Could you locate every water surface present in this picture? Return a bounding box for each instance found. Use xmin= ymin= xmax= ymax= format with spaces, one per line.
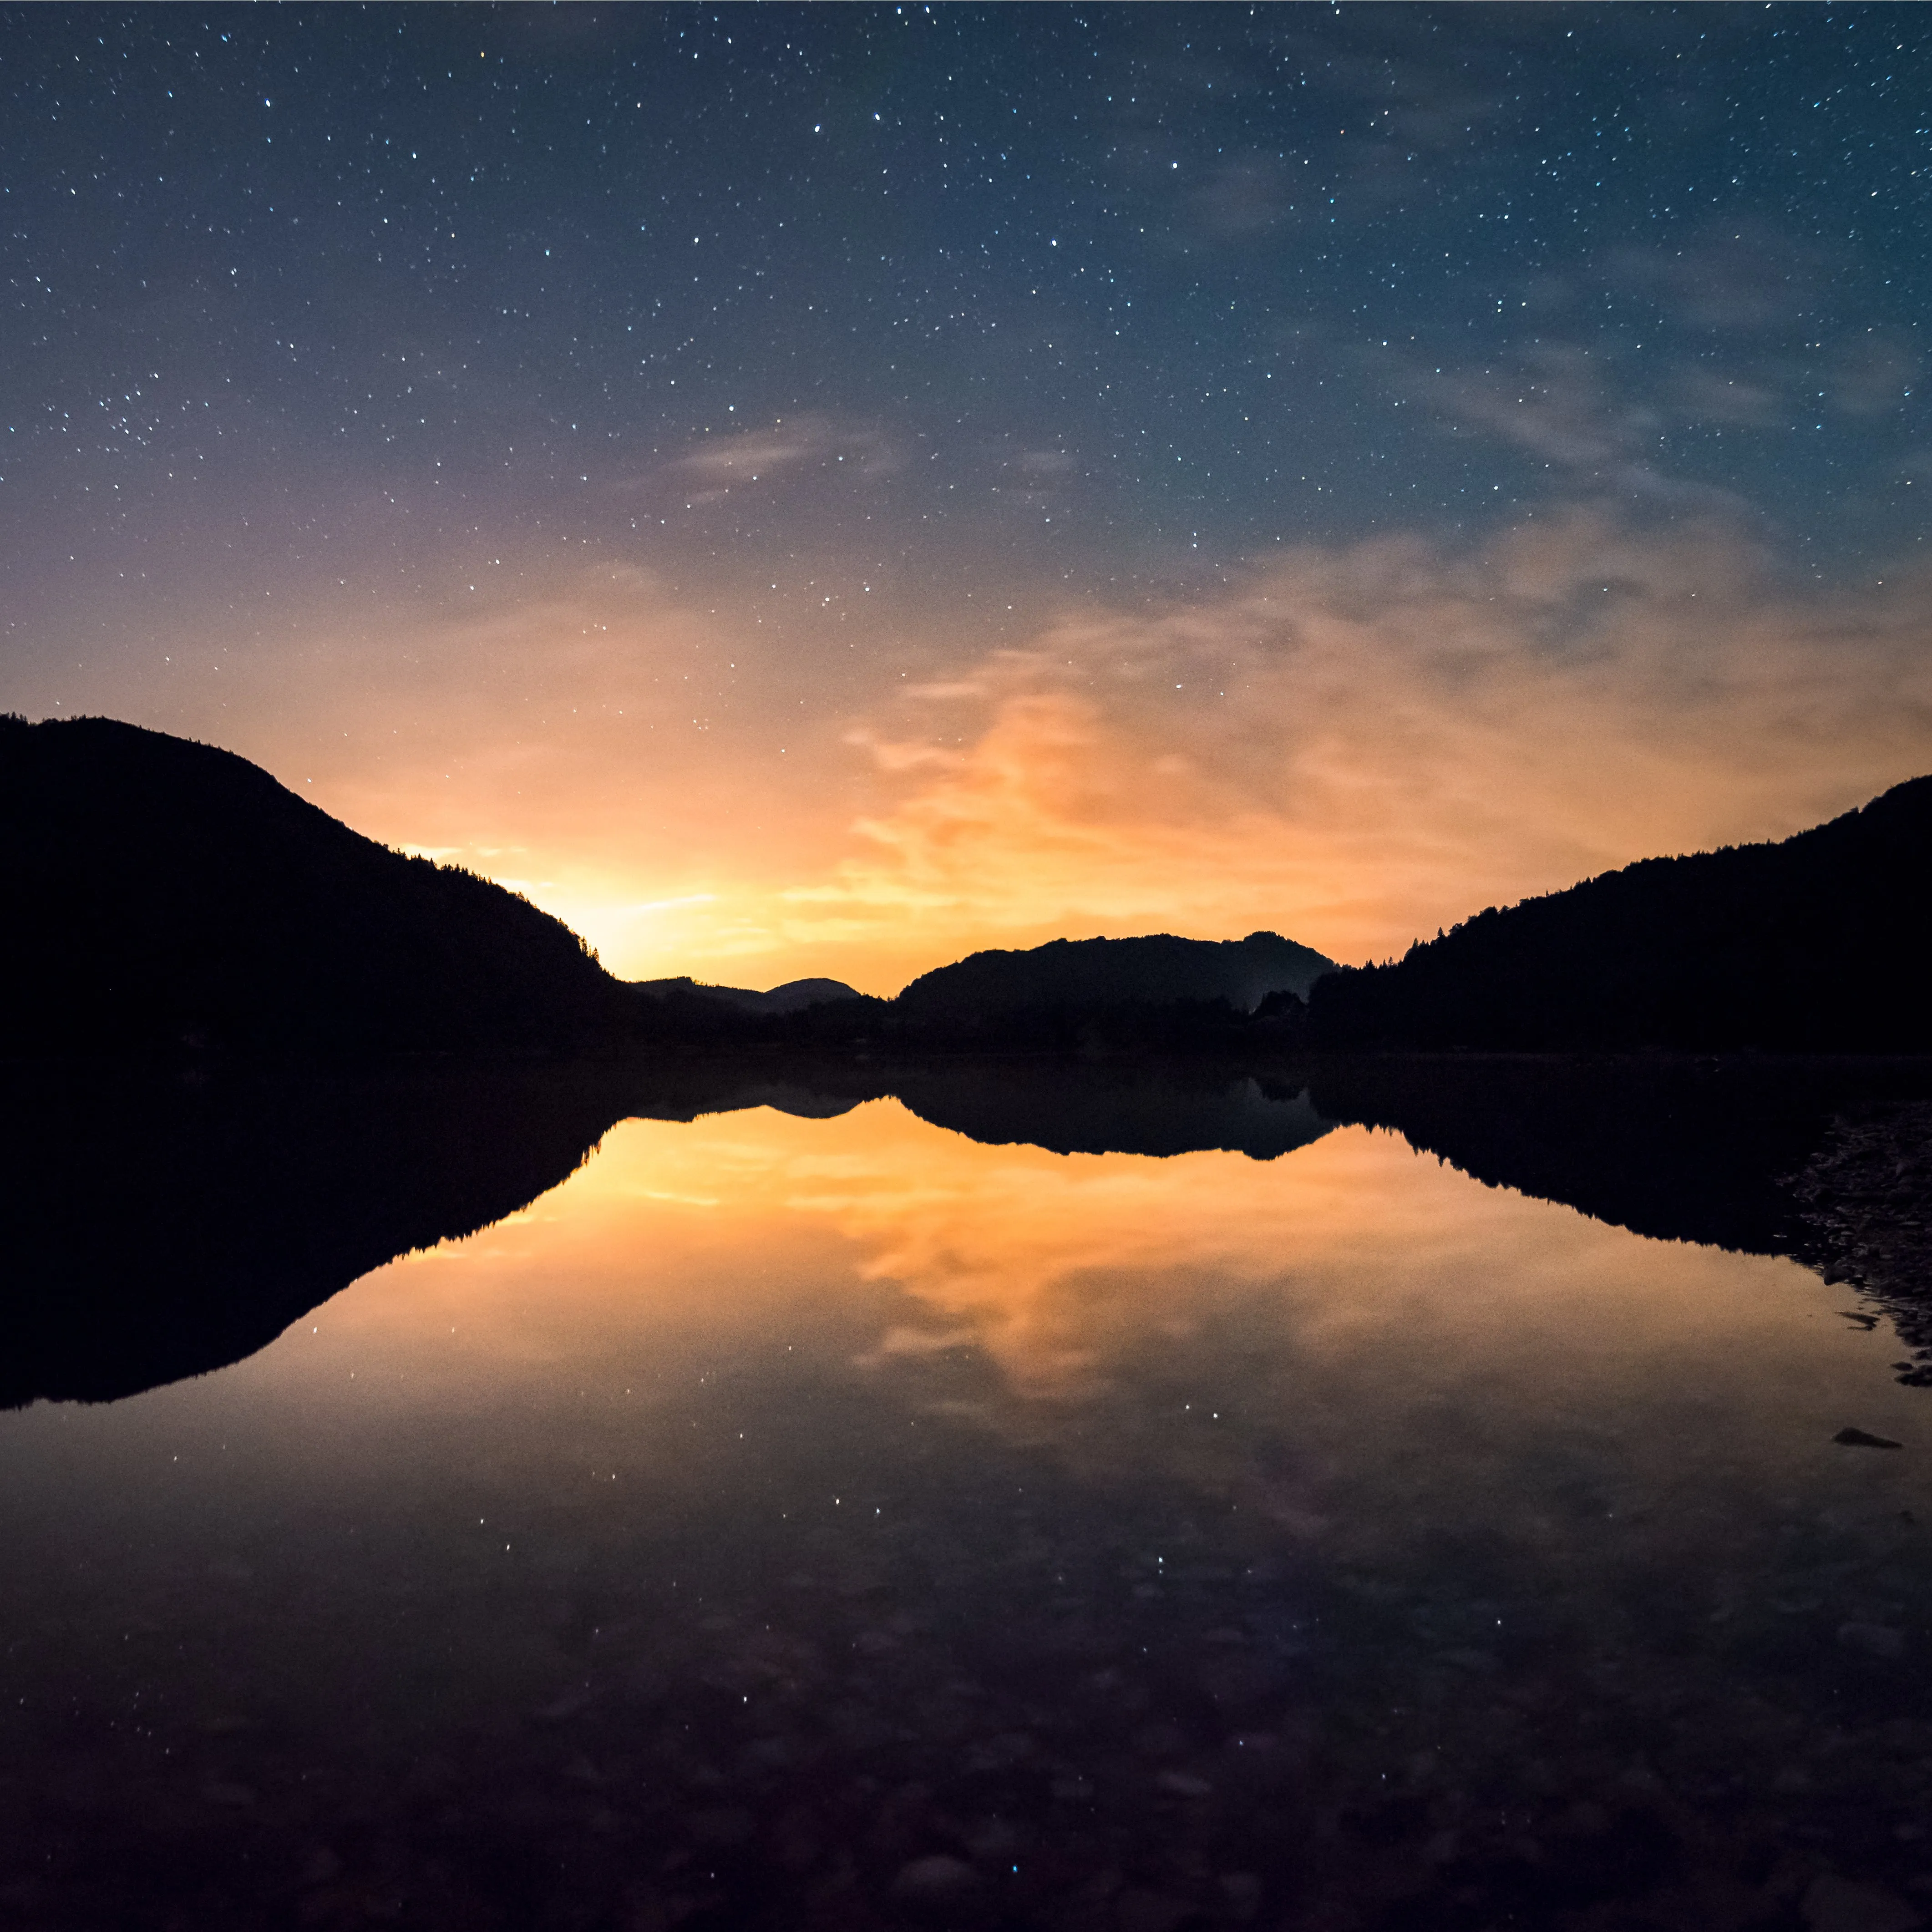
xmin=3 ymin=1080 xmax=1930 ymax=1931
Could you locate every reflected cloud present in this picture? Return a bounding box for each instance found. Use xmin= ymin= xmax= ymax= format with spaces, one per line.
xmin=21 ymin=1051 xmax=1924 ymax=1413
xmin=345 ymin=1100 xmax=1851 ymax=1480
xmin=414 ymin=1101 xmax=1416 ymax=1407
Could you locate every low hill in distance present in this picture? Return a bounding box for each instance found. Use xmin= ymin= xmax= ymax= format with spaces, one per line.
xmin=1304 ymin=774 xmax=1932 ymax=1052
xmin=890 ymin=932 xmax=1337 ymax=1049
xmin=1 ymin=714 xmax=636 ymax=1058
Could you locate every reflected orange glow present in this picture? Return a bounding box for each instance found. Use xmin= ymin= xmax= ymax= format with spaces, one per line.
xmin=309 ymin=1100 xmax=1845 ymax=1442
xmin=218 ymin=1095 xmax=1932 ymax=1563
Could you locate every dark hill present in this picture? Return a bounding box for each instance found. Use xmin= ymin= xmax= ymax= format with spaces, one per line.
xmin=892 ymin=931 xmax=1336 ymax=1048
xmin=1306 ymin=775 xmax=1932 ymax=1051
xmin=634 ymin=975 xmax=861 ymax=1016
xmin=0 ymin=714 xmax=634 ymax=1058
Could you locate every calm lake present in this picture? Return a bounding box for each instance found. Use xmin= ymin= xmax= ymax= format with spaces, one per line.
xmin=4 ymin=1068 xmax=1931 ymax=1931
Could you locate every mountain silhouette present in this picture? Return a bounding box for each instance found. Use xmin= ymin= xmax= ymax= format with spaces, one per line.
xmin=10 ymin=714 xmax=1929 ymax=1408
xmin=10 ymin=714 xmax=1928 ymax=1063
xmin=1306 ymin=775 xmax=1932 ymax=1051
xmin=1 ymin=714 xmax=634 ymax=1058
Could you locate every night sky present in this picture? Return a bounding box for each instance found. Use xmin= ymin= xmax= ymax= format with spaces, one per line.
xmin=5 ymin=3 xmax=1930 ymax=990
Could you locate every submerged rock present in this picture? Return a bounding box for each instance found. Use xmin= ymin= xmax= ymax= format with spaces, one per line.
xmin=1834 ymin=1427 xmax=1903 ymax=1450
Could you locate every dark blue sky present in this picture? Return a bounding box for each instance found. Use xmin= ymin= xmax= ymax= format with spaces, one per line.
xmin=6 ymin=3 xmax=1927 ymax=600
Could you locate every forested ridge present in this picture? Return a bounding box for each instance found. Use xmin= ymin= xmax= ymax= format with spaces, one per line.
xmin=1303 ymin=775 xmax=1932 ymax=1051
xmin=1 ymin=714 xmax=631 ymax=1057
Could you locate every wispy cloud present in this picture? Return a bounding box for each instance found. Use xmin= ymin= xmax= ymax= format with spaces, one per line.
xmin=1828 ymin=330 xmax=1920 ymax=418
xmin=1671 ymin=368 xmax=1783 ymax=428
xmin=1606 ymin=223 xmax=1827 ymax=335
xmin=667 ymin=414 xmax=898 ymax=488
xmin=1392 ymin=340 xmax=1757 ymax=510
xmin=1422 ymin=344 xmax=1645 ymax=472
xmin=1397 ymin=220 xmax=1914 ymax=506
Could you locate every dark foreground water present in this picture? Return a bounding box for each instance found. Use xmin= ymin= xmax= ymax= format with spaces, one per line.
xmin=3 ymin=1067 xmax=1932 ymax=1932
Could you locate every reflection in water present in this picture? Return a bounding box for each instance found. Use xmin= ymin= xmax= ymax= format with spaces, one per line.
xmin=8 ymin=1051 xmax=1925 ymax=1409
xmin=0 ymin=1060 xmax=1331 ymax=1407
xmin=890 ymin=1060 xmax=1332 ymax=1162
xmin=3 ymin=1064 xmax=1932 ymax=1928
xmin=0 ymin=1064 xmax=624 ymax=1405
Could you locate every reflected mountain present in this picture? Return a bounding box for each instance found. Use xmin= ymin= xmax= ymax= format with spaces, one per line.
xmin=1305 ymin=1054 xmax=1880 ymax=1255
xmin=0 ymin=1058 xmax=1326 ymax=1406
xmin=889 ymin=1059 xmax=1332 ymax=1160
xmin=5 ymin=1050 xmax=1929 ymax=1407
xmin=1305 ymin=1052 xmax=1932 ymax=1376
xmin=0 ymin=1064 xmax=634 ymax=1408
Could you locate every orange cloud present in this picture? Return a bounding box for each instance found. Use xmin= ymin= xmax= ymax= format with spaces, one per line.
xmin=781 ymin=512 xmax=1932 ymax=977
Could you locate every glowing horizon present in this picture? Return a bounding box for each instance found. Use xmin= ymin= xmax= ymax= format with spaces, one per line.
xmin=21 ymin=512 xmax=1930 ymax=996
xmin=5 ymin=11 xmax=1928 ymax=996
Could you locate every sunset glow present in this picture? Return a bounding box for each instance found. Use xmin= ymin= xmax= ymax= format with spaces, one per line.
xmin=5 ymin=10 xmax=1928 ymax=990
